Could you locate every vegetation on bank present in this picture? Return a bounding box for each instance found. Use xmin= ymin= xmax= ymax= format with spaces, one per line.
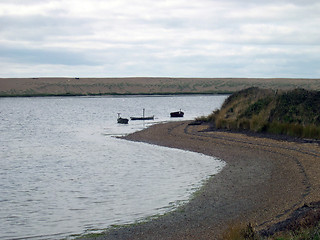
xmin=199 ymin=87 xmax=320 ymax=139
xmin=223 ymin=222 xmax=320 ymax=240
xmin=223 ymin=201 xmax=320 ymax=240
xmin=196 ymin=88 xmax=320 ymax=239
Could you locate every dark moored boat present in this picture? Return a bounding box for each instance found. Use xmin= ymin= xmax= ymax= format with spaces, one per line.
xmin=170 ymin=110 xmax=184 ymax=118
xmin=130 ymin=109 xmax=154 ymax=120
xmin=117 ymin=113 xmax=129 ymax=124
xmin=130 ymin=116 xmax=154 ymax=120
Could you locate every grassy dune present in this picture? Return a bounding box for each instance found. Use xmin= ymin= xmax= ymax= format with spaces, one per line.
xmin=200 ymin=88 xmax=320 ymax=238
xmin=200 ymin=87 xmax=320 ymax=139
xmin=1 ymin=77 xmax=320 ymax=97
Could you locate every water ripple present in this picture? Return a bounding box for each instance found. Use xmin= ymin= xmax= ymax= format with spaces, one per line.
xmin=0 ymin=95 xmax=227 ymax=239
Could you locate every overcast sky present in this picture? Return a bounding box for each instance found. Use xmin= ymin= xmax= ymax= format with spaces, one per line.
xmin=0 ymin=0 xmax=319 ymax=78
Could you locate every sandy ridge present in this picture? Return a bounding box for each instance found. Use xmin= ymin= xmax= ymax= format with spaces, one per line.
xmin=83 ymin=121 xmax=320 ymax=240
xmin=1 ymin=77 xmax=320 ymax=96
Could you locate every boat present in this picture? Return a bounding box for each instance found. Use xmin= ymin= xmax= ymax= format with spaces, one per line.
xmin=170 ymin=110 xmax=184 ymax=118
xmin=130 ymin=108 xmax=154 ymax=120
xmin=117 ymin=113 xmax=129 ymax=124
xmin=118 ymin=118 xmax=129 ymax=124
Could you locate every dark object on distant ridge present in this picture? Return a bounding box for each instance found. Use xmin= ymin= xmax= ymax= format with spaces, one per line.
xmin=170 ymin=110 xmax=184 ymax=118
xmin=130 ymin=108 xmax=154 ymax=120
xmin=117 ymin=113 xmax=129 ymax=124
xmin=188 ymin=120 xmax=203 ymax=125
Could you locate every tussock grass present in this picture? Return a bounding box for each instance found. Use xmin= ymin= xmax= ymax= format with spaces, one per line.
xmin=222 ymin=222 xmax=320 ymax=240
xmin=204 ymin=88 xmax=320 ymax=139
xmin=222 ymin=223 xmax=258 ymax=240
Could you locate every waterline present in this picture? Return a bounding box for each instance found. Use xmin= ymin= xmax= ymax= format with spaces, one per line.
xmin=0 ymin=95 xmax=228 ymax=239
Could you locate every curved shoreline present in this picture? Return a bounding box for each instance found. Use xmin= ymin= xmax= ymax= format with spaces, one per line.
xmin=83 ymin=121 xmax=320 ymax=239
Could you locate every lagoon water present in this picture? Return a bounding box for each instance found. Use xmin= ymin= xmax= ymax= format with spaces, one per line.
xmin=0 ymin=95 xmax=227 ymax=240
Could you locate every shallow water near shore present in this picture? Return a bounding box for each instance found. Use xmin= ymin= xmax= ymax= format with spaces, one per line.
xmin=0 ymin=95 xmax=227 ymax=240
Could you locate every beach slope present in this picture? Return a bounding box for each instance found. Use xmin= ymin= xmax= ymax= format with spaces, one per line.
xmin=82 ymin=121 xmax=320 ymax=239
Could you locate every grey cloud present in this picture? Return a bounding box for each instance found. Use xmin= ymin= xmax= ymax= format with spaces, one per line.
xmin=0 ymin=0 xmax=52 ymax=4
xmin=0 ymin=15 xmax=94 ymax=39
xmin=0 ymin=0 xmax=319 ymax=78
xmin=0 ymin=46 xmax=98 ymax=66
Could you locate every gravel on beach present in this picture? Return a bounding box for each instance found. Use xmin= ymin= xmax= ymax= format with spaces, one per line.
xmin=83 ymin=121 xmax=320 ymax=240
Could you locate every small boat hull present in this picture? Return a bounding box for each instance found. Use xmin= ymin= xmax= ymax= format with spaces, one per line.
xmin=130 ymin=108 xmax=154 ymax=120
xmin=117 ymin=118 xmax=129 ymax=124
xmin=130 ymin=116 xmax=154 ymax=121
xmin=170 ymin=111 xmax=184 ymax=118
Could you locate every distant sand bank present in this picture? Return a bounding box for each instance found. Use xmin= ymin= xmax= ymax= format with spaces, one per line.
xmin=81 ymin=121 xmax=320 ymax=239
xmin=1 ymin=77 xmax=320 ymax=96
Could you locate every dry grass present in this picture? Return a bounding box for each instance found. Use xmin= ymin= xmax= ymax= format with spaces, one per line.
xmin=222 ymin=223 xmax=258 ymax=240
xmin=207 ymin=88 xmax=320 ymax=139
xmin=222 ymin=202 xmax=320 ymax=240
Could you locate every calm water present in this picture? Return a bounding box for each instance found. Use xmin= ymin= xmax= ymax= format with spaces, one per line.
xmin=0 ymin=95 xmax=227 ymax=240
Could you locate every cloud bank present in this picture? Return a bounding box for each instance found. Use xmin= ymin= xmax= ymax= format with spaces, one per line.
xmin=0 ymin=0 xmax=319 ymax=78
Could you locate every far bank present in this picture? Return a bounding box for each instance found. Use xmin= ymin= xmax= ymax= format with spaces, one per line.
xmin=1 ymin=77 xmax=320 ymax=97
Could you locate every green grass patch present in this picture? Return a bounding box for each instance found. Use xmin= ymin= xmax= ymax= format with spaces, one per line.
xmin=206 ymin=87 xmax=320 ymax=140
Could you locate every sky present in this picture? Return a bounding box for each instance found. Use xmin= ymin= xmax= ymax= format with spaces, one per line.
xmin=0 ymin=0 xmax=319 ymax=78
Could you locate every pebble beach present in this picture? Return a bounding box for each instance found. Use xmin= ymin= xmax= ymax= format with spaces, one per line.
xmin=81 ymin=120 xmax=320 ymax=239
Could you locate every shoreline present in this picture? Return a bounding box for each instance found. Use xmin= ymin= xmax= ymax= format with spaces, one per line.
xmin=81 ymin=121 xmax=320 ymax=239
xmin=0 ymin=92 xmax=231 ymax=98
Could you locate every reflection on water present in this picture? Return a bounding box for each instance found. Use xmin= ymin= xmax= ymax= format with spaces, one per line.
xmin=0 ymin=95 xmax=227 ymax=239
